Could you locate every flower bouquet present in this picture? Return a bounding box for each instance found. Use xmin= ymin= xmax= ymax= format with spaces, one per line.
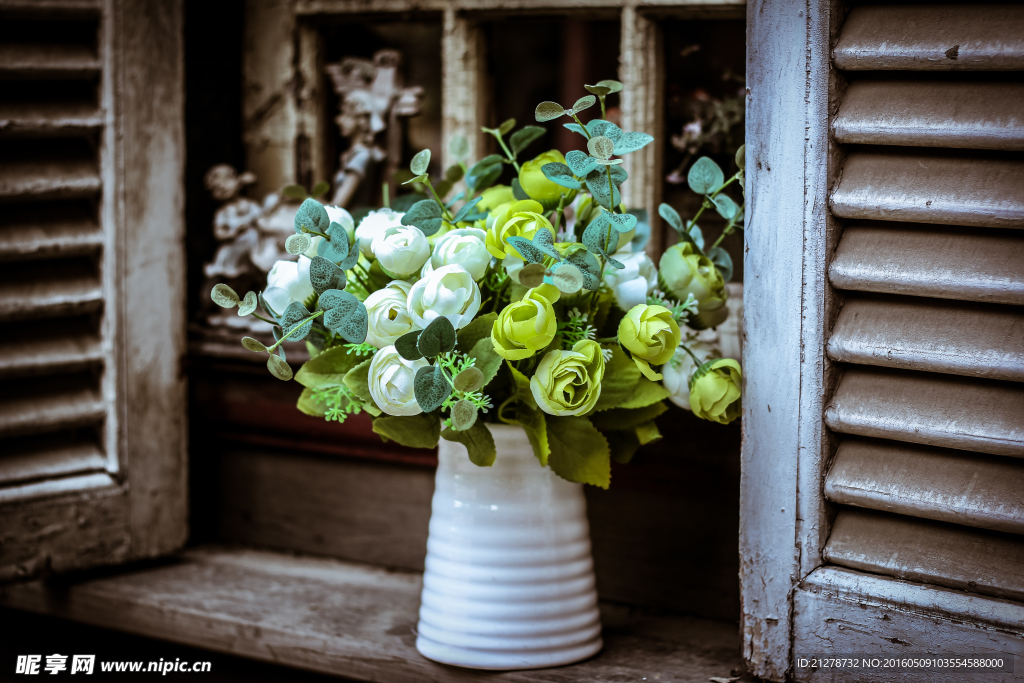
xmin=211 ymin=80 xmax=743 ymax=669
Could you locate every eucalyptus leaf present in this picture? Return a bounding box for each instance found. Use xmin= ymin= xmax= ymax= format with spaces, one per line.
xmin=466 ymin=155 xmax=504 ymax=192
xmin=535 ymin=101 xmax=565 ymax=122
xmin=451 ymin=196 xmax=483 ymax=223
xmin=395 ymin=330 xmax=424 ymax=361
xmin=613 ymin=131 xmax=654 ymax=156
xmin=454 ymin=366 xmax=485 ymax=393
xmin=267 ymin=354 xmax=293 ymax=381
xmin=713 ymin=194 xmax=740 ymax=220
xmin=589 ymin=120 xmax=623 ymax=144
xmin=688 ymin=222 xmax=705 ymax=251
xmin=658 ymin=203 xmax=684 ymax=233
xmin=565 ymin=150 xmax=598 ymax=177
xmin=441 ymin=420 xmax=495 ymax=466
xmin=563 ymin=122 xmax=588 ymax=138
xmin=518 ymin=263 xmax=547 ymax=288
xmin=497 ymin=118 xmax=516 ymax=136
xmin=584 ymin=84 xmax=611 ymax=97
xmin=401 ymin=198 xmax=444 ymax=236
xmin=310 ymin=181 xmax=330 ymax=199
xmin=318 ymin=289 xmax=367 ymax=343
xmin=510 ymin=126 xmax=545 ymax=156
xmin=549 ymin=262 xmax=584 ymax=294
xmin=449 ymin=135 xmax=469 ymax=160
xmin=585 ymin=169 xmax=621 ymax=210
xmin=410 ymin=149 xmax=431 ymax=176
xmin=417 ymin=316 xmax=457 ymax=358
xmin=627 ymin=209 xmax=650 ymax=252
xmin=211 ymin=283 xmax=239 ymax=308
xmin=285 ymin=233 xmax=311 ymax=256
xmin=414 ymin=365 xmax=452 ymax=413
xmin=507 ymin=236 xmax=545 ymax=264
xmin=282 ymin=184 xmax=308 ymax=200
xmin=688 ymin=156 xmax=725 ymax=194
xmin=596 ymin=79 xmax=623 ymax=93
xmin=318 ymin=221 xmax=354 ymax=267
xmin=707 ymin=246 xmax=734 ymax=282
xmin=446 ymin=164 xmax=464 ymax=183
xmin=530 ymin=228 xmax=562 ymax=260
xmin=402 ymin=173 xmax=429 ymax=185
xmin=281 ymin=301 xmax=314 ymax=341
xmin=541 ymin=162 xmax=581 ymax=190
xmin=241 ymin=336 xmax=267 ymax=353
xmin=735 ymin=144 xmax=746 ymax=171
xmin=572 ymin=95 xmax=596 ymax=113
xmin=607 ymin=211 xmax=638 ymax=233
xmin=587 ymin=136 xmax=615 ymax=160
xmin=564 ymin=248 xmax=600 ymax=291
xmin=293 ymin=198 xmax=330 ymax=235
xmin=434 ymin=179 xmax=453 ymax=201
xmin=308 ymin=255 xmax=346 ymax=294
xmin=238 ymin=291 xmax=258 ymax=316
xmin=511 ymin=178 xmax=530 ymax=201
xmin=450 ymin=400 xmax=479 ymax=431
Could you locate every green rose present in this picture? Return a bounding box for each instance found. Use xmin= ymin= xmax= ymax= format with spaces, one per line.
xmin=490 ymin=283 xmax=560 ymax=360
xmin=689 ymin=358 xmax=742 ymax=424
xmin=478 ymin=184 xmax=515 ymax=213
xmin=485 ymin=199 xmax=555 ymax=260
xmin=530 ymin=339 xmax=605 ymax=416
xmin=519 ymin=149 xmax=566 ymax=201
xmin=617 ymin=304 xmax=681 ymax=381
xmin=658 ymin=242 xmax=727 ymax=312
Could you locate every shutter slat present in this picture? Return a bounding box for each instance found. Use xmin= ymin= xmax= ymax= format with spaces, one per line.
xmin=829 ymin=224 xmax=1024 ymax=305
xmin=0 ymin=442 xmax=105 ymax=486
xmin=0 ymin=270 xmax=102 ymax=322
xmin=825 ymin=439 xmax=1024 ymax=535
xmin=0 ymin=101 xmax=103 ymax=137
xmin=831 ymin=152 xmax=1024 ymax=229
xmin=0 ymin=43 xmax=100 ymax=78
xmin=0 ymin=379 xmax=104 ymax=439
xmin=824 ymin=508 xmax=1024 ymax=602
xmin=828 ymin=296 xmax=1024 ymax=381
xmin=0 ymin=217 xmax=102 ymax=260
xmin=0 ymin=157 xmax=101 ymax=200
xmin=834 ymin=80 xmax=1024 ymax=150
xmin=833 ymin=5 xmax=1024 ymax=71
xmin=0 ymin=330 xmax=102 ymax=378
xmin=825 ymin=367 xmax=1024 ymax=458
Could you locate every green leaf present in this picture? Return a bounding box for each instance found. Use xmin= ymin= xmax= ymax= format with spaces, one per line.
xmin=688 ymin=156 xmax=725 ymax=195
xmin=402 ymin=173 xmax=429 ymax=185
xmin=510 ymin=126 xmax=545 ymax=156
xmin=549 ymin=262 xmax=583 ymax=294
xmin=310 ymin=181 xmax=331 ymax=199
xmin=281 ymin=302 xmax=313 ymax=340
xmin=293 ymin=198 xmax=330 ymax=234
xmin=535 ymin=101 xmax=565 ymax=122
xmin=658 ymin=203 xmax=684 ymax=233
xmin=417 ymin=316 xmax=457 ymax=358
xmin=565 ymin=150 xmax=598 ymax=177
xmin=713 ymin=194 xmax=739 ymax=220
xmin=282 ymin=184 xmax=308 ymax=200
xmin=317 ymin=221 xmax=356 ymax=268
xmin=735 ymin=144 xmax=746 ymax=171
xmin=319 ymin=290 xmax=367 ymax=343
xmin=600 ymin=402 xmax=668 ymax=430
xmin=590 ymin=120 xmax=623 ymax=144
xmin=237 ymin=291 xmax=258 ymax=316
xmin=585 ymin=169 xmax=621 ymax=211
xmin=295 ymin=345 xmax=363 ymax=389
xmin=343 ymin=358 xmax=373 ymax=402
xmin=593 ymin=346 xmax=641 ymax=411
xmin=618 ymin=377 xmax=670 ymax=409
xmin=587 ymin=136 xmax=615 ymax=160
xmin=452 ymin=196 xmax=483 ymax=224
xmin=395 ymin=330 xmax=424 ymax=360
xmin=519 ymin=263 xmax=547 ymax=288
xmin=267 ymin=354 xmax=293 ymax=381
xmin=410 ymin=149 xmax=431 ymax=176
xmin=373 ymin=413 xmax=441 ymax=449
xmin=541 ymin=162 xmax=582 ymax=190
xmin=446 ymin=163 xmax=465 ymax=183
xmin=449 ymin=135 xmax=469 ymax=161
xmin=497 ymin=118 xmax=516 ymax=136
xmin=607 ymin=211 xmax=637 ymax=233
xmin=546 ymin=417 xmax=611 ymax=489
xmin=518 ymin=405 xmax=550 ymax=466
xmin=414 ymin=365 xmax=452 ymax=413
xmin=466 ymin=155 xmax=504 ymax=192
xmin=571 ymin=95 xmax=596 ymax=113
xmin=596 ymin=79 xmax=623 ymax=93
xmin=450 ymin=399 xmax=479 ymax=431
xmin=511 ymin=178 xmax=530 ymax=201
xmin=613 ymin=131 xmax=654 ymax=156
xmin=454 ymin=366 xmax=484 ymax=393
xmin=441 ymin=421 xmax=496 ymax=466
xmin=211 ymin=283 xmax=239 ymax=308
xmin=507 ymin=236 xmax=545 ymax=264
xmin=508 ymin=362 xmax=537 ymax=411
xmin=434 ymin=179 xmax=453 ymax=201
xmin=635 ymin=419 xmax=662 ymax=446
xmin=606 ymin=429 xmax=640 ymax=464
xmin=708 ymin=246 xmax=734 ymax=282
xmin=584 ymin=84 xmax=611 ymax=97
xmin=457 ymin=312 xmax=496 ymax=353
xmin=285 ymin=233 xmax=311 ymax=255
xmin=241 ymin=336 xmax=267 ymax=353
xmin=401 ymin=198 xmax=444 ymax=236
xmin=309 ymin=256 xmax=346 ymax=295
xmin=563 ymin=122 xmax=588 ymax=138
xmin=469 ymin=338 xmax=502 ymax=387
xmin=297 ymin=387 xmax=327 ymax=417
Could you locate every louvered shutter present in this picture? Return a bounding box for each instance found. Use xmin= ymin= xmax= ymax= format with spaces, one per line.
xmin=0 ymin=0 xmax=186 ymax=581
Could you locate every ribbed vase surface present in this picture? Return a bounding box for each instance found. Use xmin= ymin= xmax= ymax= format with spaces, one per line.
xmin=415 ymin=424 xmax=602 ymax=670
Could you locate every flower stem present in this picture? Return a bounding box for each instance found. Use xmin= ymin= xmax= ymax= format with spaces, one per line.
xmin=605 ymin=165 xmax=618 ymax=214
xmin=570 ymin=114 xmax=592 ymax=140
xmin=427 ymin=182 xmax=455 ymax=222
xmin=680 ymin=343 xmax=703 ymax=368
xmin=496 ymin=135 xmax=521 ymax=173
xmin=267 ymin=310 xmax=324 ymax=352
xmin=302 ymin=228 xmax=330 ymax=239
xmin=599 ymin=96 xmax=607 ymax=120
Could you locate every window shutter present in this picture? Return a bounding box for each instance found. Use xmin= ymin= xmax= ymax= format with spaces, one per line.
xmin=824 ymin=2 xmax=1024 ymax=602
xmin=0 ymin=0 xmax=186 ymax=581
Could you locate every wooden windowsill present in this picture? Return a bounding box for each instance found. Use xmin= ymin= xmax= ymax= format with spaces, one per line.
xmin=0 ymin=545 xmax=748 ymax=682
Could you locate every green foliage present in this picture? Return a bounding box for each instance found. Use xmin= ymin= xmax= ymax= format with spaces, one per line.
xmin=584 ymin=169 xmax=621 ymax=211
xmin=468 ymin=338 xmax=502 ymax=387
xmin=281 ymin=302 xmax=314 ymax=340
xmin=310 ymin=383 xmax=364 ymax=423
xmin=606 ymin=429 xmax=640 ymax=464
xmin=414 ymin=365 xmax=453 ymax=413
xmin=309 ymin=256 xmax=346 ymax=295
xmin=396 ymin=329 xmax=423 ymax=360
xmin=285 ymin=233 xmax=310 ymax=256
xmin=707 ymin=246 xmax=734 ymax=282
xmin=343 ymin=358 xmax=373 ymax=403
xmin=596 ymin=79 xmax=622 ymax=93
xmin=267 ymin=354 xmax=293 ymax=381
xmin=534 ymin=101 xmax=565 ymax=122
xmin=454 ymin=366 xmax=484 ymax=393
xmin=593 ymin=346 xmax=641 ymax=411
xmin=687 ymin=156 xmax=725 ymax=194
xmin=565 ymin=150 xmax=598 ymax=177
xmin=456 ymin=312 xmax=497 ymax=353
xmin=401 ymin=199 xmax=444 ymax=236
xmin=451 ymin=196 xmax=483 ymax=223
xmin=241 ymin=336 xmax=267 ymax=353
xmin=735 ymin=144 xmax=746 ymax=170
xmin=540 ymin=162 xmax=582 ymax=190
xmin=508 ymin=361 xmax=538 ymax=411
xmin=297 ymin=387 xmax=327 ymax=417
xmin=518 ymin=263 xmax=546 ymax=288
xmin=295 ymin=345 xmax=364 ymax=390
xmin=600 ymin=401 xmax=668 ymax=430
xmin=510 ymin=126 xmax=545 ymax=156
xmin=317 ymin=221 xmax=357 ymax=269
xmin=211 ymin=283 xmax=239 ymax=308
xmin=713 ymin=194 xmax=739 ymax=220
xmin=635 ymin=419 xmax=662 ymax=445
xmin=572 ymin=95 xmax=596 ymax=112
xmin=318 ymin=289 xmax=367 ymax=343
xmin=293 ymin=198 xmax=330 ymax=235
xmin=614 ymin=131 xmax=654 ymax=155
xmin=549 ymin=262 xmax=584 ymax=294
xmin=237 ymin=291 xmax=258 ymax=316
xmin=373 ymin=413 xmax=441 ymax=449
xmin=606 ymin=211 xmax=637 ymax=233
xmin=546 ymin=417 xmax=611 ymax=489
xmin=564 ymin=247 xmax=600 ymax=291
xmin=618 ymin=377 xmax=670 ymax=409
xmin=518 ymin=405 xmax=550 ymax=466
xmin=658 ymin=203 xmax=683 ymax=232
xmin=417 ymin=316 xmax=457 ymax=358
xmin=441 ymin=421 xmax=496 ymax=466
xmin=410 ymin=149 xmax=431 ymax=176
xmin=587 ymin=136 xmax=615 ymax=160
xmin=449 ymin=135 xmax=469 ymax=161
xmin=466 ymin=155 xmax=504 ymax=192
xmin=450 ymin=399 xmax=479 ymax=431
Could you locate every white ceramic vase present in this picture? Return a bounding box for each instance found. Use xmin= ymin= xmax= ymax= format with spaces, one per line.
xmin=415 ymin=423 xmax=603 ymax=670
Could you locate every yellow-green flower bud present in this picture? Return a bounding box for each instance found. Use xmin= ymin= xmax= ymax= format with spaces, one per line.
xmin=658 ymin=242 xmax=727 ymax=311
xmin=617 ymin=304 xmax=681 ymax=381
xmin=478 ymin=184 xmax=515 ymax=213
xmin=490 ymin=283 xmax=561 ymax=360
xmin=530 ymin=339 xmax=605 ymax=416
xmin=485 ymin=199 xmax=555 ymax=260
xmin=519 ymin=149 xmax=566 ymax=201
xmin=689 ymin=358 xmax=742 ymax=424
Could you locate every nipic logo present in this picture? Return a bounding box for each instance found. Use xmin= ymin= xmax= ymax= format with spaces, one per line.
xmin=15 ymin=655 xmax=94 ymax=675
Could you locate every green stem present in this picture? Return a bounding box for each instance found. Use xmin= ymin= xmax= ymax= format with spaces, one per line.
xmin=382 ymin=182 xmax=390 ymax=209
xmin=251 ymin=312 xmax=277 ymax=325
xmin=496 ymin=136 xmax=521 ymax=173
xmin=687 ymin=172 xmax=743 ymax=236
xmin=302 ymin=228 xmax=330 ymax=239
xmin=594 ymin=336 xmax=617 ymax=343
xmin=599 ymin=96 xmax=607 ymax=120
xmin=427 ymin=183 xmax=454 ymax=221
xmin=680 ymin=343 xmax=704 ymax=368
xmin=570 ymin=114 xmax=592 ymax=139
xmin=267 ymin=310 xmax=324 ymax=352
xmin=496 ymin=394 xmax=519 ymax=425
xmin=491 ymin=276 xmax=511 ymax=313
xmin=605 ymin=165 xmax=618 ymax=214
xmin=553 ymin=193 xmax=567 ymax=232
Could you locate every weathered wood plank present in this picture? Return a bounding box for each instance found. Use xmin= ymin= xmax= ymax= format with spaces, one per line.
xmin=793 ymin=567 xmax=1024 ymax=683
xmin=0 ymin=546 xmax=748 ymax=683
xmin=441 ymin=9 xmax=487 ymax=172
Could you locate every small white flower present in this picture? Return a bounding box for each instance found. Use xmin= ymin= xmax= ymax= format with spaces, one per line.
xmin=603 ymin=248 xmax=657 ymax=311
xmin=368 ymin=345 xmax=428 ymax=416
xmin=371 ymin=224 xmax=431 ymax=279
xmin=407 ymin=264 xmax=481 ymax=330
xmin=662 ymin=340 xmax=720 ymax=410
xmin=363 ymin=280 xmax=415 ymax=349
xmin=357 ymin=208 xmax=405 ymax=258
xmin=427 ymin=227 xmax=490 ymax=281
xmin=263 ymin=256 xmax=313 ymax=314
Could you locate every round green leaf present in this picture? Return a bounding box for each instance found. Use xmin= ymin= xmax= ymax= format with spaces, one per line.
xmin=518 ymin=263 xmax=547 ymax=288
xmin=410 ymin=149 xmax=431 ymax=176
xmin=450 ymin=399 xmax=479 ymax=431
xmin=571 ymin=95 xmax=596 ymax=113
xmin=414 ymin=365 xmax=452 ymax=413
xmin=658 ymin=203 xmax=684 ymax=232
xmin=285 ymin=233 xmax=311 ymax=256
xmin=453 ymin=366 xmax=484 ymax=393
xmin=497 ymin=118 xmax=516 ymax=136
xmin=540 ymin=162 xmax=582 ymax=190
xmin=535 ymin=101 xmax=565 ymax=122
xmin=282 ymin=184 xmax=307 ymax=200
xmin=267 ymin=354 xmax=293 ymax=381
xmin=510 ymin=126 xmax=545 ymax=156
xmin=310 ymin=181 xmax=330 ymax=199
xmin=688 ymin=156 xmax=725 ymax=195
xmin=238 ymin=291 xmax=258 ymax=316
xmin=596 ymin=79 xmax=623 ymax=93
xmin=211 ymin=283 xmax=239 ymax=308
xmin=241 ymin=336 xmax=267 ymax=353
xmin=735 ymin=144 xmax=746 ymax=171
xmin=584 ymin=84 xmax=611 ymax=97
xmin=713 ymin=194 xmax=740 ymax=220
xmin=550 ymin=263 xmax=584 ymax=294
xmin=293 ymin=198 xmax=330 ymax=235
xmin=587 ymin=136 xmax=615 ymax=161
xmin=565 ymin=150 xmax=598 ymax=177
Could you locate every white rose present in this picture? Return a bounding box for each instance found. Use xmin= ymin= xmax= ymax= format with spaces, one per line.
xmin=369 ymin=345 xmax=428 ymax=416
xmin=425 ymin=227 xmax=490 ymax=281
xmin=371 ymin=224 xmax=431 ymax=279
xmin=264 ymin=256 xmax=313 ymax=314
xmin=603 ymin=248 xmax=657 ymax=311
xmin=502 ymin=253 xmax=526 ymax=284
xmin=407 ymin=264 xmax=481 ymax=330
xmin=357 ymin=208 xmax=405 ymax=258
xmin=662 ymin=339 xmax=720 ymax=410
xmin=363 ymin=280 xmax=415 ymax=348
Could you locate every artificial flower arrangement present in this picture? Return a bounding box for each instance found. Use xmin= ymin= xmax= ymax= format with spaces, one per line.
xmin=211 ymin=80 xmax=744 ymax=488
